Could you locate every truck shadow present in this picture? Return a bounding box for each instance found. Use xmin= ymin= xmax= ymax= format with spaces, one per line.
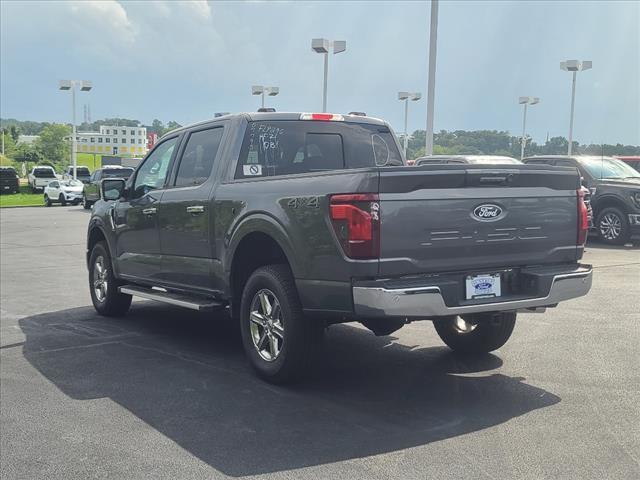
xmin=18 ymin=304 xmax=560 ymax=477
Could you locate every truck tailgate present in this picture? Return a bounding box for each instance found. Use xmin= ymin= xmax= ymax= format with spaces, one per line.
xmin=378 ymin=165 xmax=581 ymax=276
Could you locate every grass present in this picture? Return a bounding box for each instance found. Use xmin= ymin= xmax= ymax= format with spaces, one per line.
xmin=76 ymin=153 xmax=103 ymax=170
xmin=0 ymin=186 xmax=44 ymax=208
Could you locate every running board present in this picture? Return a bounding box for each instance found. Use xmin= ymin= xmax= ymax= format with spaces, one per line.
xmin=119 ymin=285 xmax=224 ymax=312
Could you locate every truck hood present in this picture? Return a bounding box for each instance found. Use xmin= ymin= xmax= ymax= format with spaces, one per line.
xmin=595 ymin=178 xmax=640 ymax=188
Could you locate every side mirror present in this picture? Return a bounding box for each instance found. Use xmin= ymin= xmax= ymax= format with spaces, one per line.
xmin=101 ymin=178 xmax=126 ymax=201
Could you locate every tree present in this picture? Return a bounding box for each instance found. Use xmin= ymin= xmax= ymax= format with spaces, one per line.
xmin=35 ymin=123 xmax=71 ymax=164
xmin=14 ymin=143 xmax=43 ymax=164
xmin=166 ymin=120 xmax=182 ymax=132
xmin=149 ymin=119 xmax=165 ymax=136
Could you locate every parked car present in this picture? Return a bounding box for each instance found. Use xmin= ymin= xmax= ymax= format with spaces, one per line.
xmin=0 ymin=166 xmax=20 ymax=194
xmin=43 ymin=179 xmax=84 ymax=206
xmin=62 ymin=166 xmax=92 ymax=184
xmin=28 ymin=165 xmax=57 ymax=191
xmin=415 ymin=155 xmax=522 ymax=165
xmin=523 ymin=155 xmax=640 ymax=245
xmin=615 ymin=156 xmax=640 ymax=173
xmin=87 ymin=112 xmax=592 ymax=383
xmin=82 ymin=166 xmax=134 ymax=209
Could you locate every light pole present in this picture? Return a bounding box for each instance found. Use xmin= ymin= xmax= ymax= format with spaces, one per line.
xmin=425 ymin=0 xmax=439 ymax=155
xmin=560 ymin=60 xmax=592 ymax=156
xmin=251 ymin=85 xmax=279 ymax=109
xmin=58 ymin=80 xmax=92 ymax=180
xmin=518 ymin=96 xmax=540 ymax=160
xmin=311 ymin=38 xmax=346 ymax=112
xmin=398 ymin=92 xmax=422 ymax=158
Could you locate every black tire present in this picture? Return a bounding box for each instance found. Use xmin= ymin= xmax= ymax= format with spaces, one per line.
xmin=433 ymin=312 xmax=516 ymax=354
xmin=596 ymin=207 xmax=629 ymax=245
xmin=82 ymin=194 xmax=92 ymax=210
xmin=88 ymin=241 xmax=131 ymax=317
xmin=239 ymin=264 xmax=324 ymax=384
xmin=58 ymin=194 xmax=67 ymax=206
xmin=44 ymin=194 xmax=52 ymax=207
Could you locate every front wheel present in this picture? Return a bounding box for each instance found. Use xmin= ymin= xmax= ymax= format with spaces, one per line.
xmin=597 ymin=207 xmax=629 ymax=245
xmin=44 ymin=194 xmax=52 ymax=207
xmin=82 ymin=194 xmax=92 ymax=210
xmin=433 ymin=312 xmax=516 ymax=354
xmin=239 ymin=264 xmax=324 ymax=384
xmin=89 ymin=241 xmax=131 ymax=316
xmin=58 ymin=194 xmax=67 ymax=206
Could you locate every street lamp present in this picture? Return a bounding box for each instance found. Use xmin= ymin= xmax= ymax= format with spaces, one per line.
xmin=398 ymin=91 xmax=422 ymax=158
xmin=251 ymin=85 xmax=279 ymax=109
xmin=311 ymin=38 xmax=346 ymax=112
xmin=560 ymin=60 xmax=592 ymax=156
xmin=58 ymin=80 xmax=92 ymax=180
xmin=425 ymin=0 xmax=439 ymax=155
xmin=518 ymin=96 xmax=540 ymax=160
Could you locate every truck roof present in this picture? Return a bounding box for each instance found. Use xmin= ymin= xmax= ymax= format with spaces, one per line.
xmin=164 ymin=112 xmax=389 ymax=138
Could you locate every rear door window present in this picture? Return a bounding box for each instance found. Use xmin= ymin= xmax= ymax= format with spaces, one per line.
xmin=174 ymin=127 xmax=224 ymax=187
xmin=235 ymin=120 xmax=402 ymax=179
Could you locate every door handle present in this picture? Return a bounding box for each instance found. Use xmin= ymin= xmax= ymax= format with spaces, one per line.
xmin=142 ymin=207 xmax=157 ymax=215
xmin=186 ymin=205 xmax=205 ymax=214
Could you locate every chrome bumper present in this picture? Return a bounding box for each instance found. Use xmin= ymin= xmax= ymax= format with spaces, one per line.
xmin=353 ymin=267 xmax=593 ymax=318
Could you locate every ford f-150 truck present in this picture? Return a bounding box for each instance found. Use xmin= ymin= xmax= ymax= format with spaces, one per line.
xmin=28 ymin=166 xmax=57 ymax=191
xmin=87 ymin=112 xmax=592 ymax=383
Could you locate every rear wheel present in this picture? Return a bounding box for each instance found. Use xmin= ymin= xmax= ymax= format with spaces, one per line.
xmin=89 ymin=241 xmax=131 ymax=316
xmin=433 ymin=312 xmax=516 ymax=354
xmin=239 ymin=264 xmax=324 ymax=384
xmin=597 ymin=207 xmax=629 ymax=245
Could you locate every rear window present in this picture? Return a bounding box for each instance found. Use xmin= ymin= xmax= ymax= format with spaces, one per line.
xmin=235 ymin=120 xmax=402 ymax=179
xmin=103 ymin=168 xmax=134 ymax=179
xmin=0 ymin=168 xmax=17 ymax=178
xmin=33 ymin=168 xmax=55 ymax=177
xmin=71 ymin=167 xmax=90 ymax=175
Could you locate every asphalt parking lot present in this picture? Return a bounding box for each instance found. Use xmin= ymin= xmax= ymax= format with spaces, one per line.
xmin=1 ymin=206 xmax=638 ymax=480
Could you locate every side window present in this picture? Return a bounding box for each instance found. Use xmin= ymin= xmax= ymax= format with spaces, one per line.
xmin=174 ymin=127 xmax=224 ymax=187
xmin=132 ymin=137 xmax=178 ymax=198
xmin=93 ymin=171 xmax=101 ymax=182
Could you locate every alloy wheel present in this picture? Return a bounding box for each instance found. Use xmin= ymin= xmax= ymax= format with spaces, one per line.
xmin=93 ymin=256 xmax=109 ymax=302
xmin=249 ymin=289 xmax=284 ymax=362
xmin=599 ymin=213 xmax=622 ymax=240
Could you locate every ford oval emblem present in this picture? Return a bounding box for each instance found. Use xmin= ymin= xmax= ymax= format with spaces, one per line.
xmin=473 ymin=204 xmax=503 ymax=220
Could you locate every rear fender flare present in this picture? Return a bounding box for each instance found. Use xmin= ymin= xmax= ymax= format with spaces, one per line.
xmin=225 ymin=214 xmax=300 ymax=278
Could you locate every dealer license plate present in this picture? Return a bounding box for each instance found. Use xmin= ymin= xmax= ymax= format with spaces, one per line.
xmin=465 ymin=273 xmax=501 ymax=300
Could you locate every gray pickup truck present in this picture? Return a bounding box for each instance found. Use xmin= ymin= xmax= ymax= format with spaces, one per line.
xmin=87 ymin=112 xmax=592 ymax=383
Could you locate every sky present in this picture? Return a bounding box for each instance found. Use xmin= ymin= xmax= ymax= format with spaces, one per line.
xmin=1 ymin=0 xmax=638 ymax=145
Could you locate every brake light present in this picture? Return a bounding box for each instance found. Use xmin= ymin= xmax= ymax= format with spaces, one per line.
xmin=577 ymin=188 xmax=588 ymax=245
xmin=330 ymin=194 xmax=380 ymax=259
xmin=300 ymin=113 xmax=345 ymax=121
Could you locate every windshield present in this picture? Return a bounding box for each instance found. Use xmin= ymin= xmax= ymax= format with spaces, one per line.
xmin=103 ymin=168 xmax=134 ymax=178
xmin=60 ymin=179 xmax=83 ymax=187
xmin=33 ymin=168 xmax=55 ymax=177
xmin=580 ymin=157 xmax=640 ymax=179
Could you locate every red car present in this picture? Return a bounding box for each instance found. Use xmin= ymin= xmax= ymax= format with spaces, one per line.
xmin=615 ymin=156 xmax=640 ymax=172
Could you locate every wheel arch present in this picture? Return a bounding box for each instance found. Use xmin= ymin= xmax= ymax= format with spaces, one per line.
xmin=226 ymin=214 xmax=299 ymax=311
xmin=593 ymin=194 xmax=629 ymax=217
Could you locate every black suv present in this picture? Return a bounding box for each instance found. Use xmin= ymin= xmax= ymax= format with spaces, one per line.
xmin=523 ymin=155 xmax=640 ymax=244
xmin=0 ymin=166 xmax=20 ymax=194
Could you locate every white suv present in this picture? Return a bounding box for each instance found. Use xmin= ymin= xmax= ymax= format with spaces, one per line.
xmin=43 ymin=179 xmax=84 ymax=206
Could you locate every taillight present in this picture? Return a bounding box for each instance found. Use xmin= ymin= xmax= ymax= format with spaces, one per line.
xmin=300 ymin=113 xmax=345 ymax=121
xmin=577 ymin=188 xmax=588 ymax=245
xmin=330 ymin=194 xmax=380 ymax=259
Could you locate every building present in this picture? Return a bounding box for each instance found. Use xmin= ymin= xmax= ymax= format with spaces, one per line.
xmin=17 ymin=135 xmax=39 ymax=145
xmin=75 ymin=125 xmax=148 ymax=156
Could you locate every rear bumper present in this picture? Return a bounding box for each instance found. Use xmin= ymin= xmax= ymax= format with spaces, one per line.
xmin=353 ymin=264 xmax=592 ymax=318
